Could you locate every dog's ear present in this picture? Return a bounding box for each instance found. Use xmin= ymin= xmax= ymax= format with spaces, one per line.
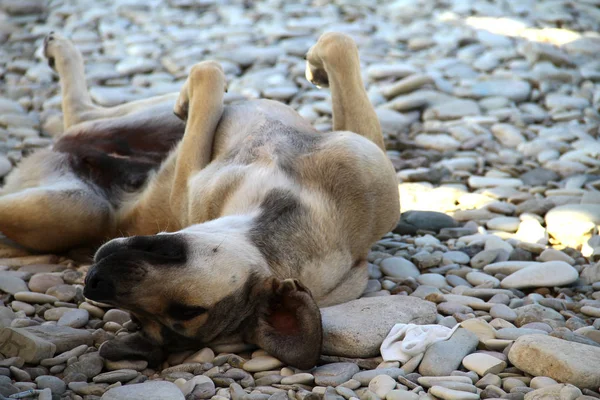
xmin=248 ymin=278 xmax=322 ymax=370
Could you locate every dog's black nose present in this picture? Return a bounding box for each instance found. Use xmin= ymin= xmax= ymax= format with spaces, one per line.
xmin=84 ymin=268 xmax=115 ymax=302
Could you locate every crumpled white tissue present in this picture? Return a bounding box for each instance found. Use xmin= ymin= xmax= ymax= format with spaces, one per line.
xmin=380 ymin=323 xmax=460 ymax=363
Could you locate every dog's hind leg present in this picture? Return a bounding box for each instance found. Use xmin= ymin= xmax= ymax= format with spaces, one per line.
xmin=169 ymin=61 xmax=227 ymax=220
xmin=44 ymin=32 xmax=101 ymax=130
xmin=44 ymin=33 xmax=178 ymax=131
xmin=305 ymin=33 xmax=385 ymax=151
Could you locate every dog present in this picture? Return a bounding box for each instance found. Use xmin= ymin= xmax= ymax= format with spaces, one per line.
xmin=0 ymin=32 xmax=400 ymax=369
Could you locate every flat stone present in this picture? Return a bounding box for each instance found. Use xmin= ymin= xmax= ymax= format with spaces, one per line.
xmin=321 ymin=296 xmax=436 ymax=358
xmin=101 ymin=381 xmax=184 ymax=400
xmin=468 ymin=80 xmax=531 ymax=102
xmin=58 ymin=309 xmax=89 ymax=328
xmin=462 ymin=353 xmax=507 ymax=376
xmin=0 ymin=327 xmax=56 ymax=363
xmin=489 ymin=304 xmax=517 ymax=321
xmin=429 ymin=385 xmax=479 ymax=400
xmin=103 ymin=309 xmax=131 ymax=325
xmin=0 ymin=274 xmax=28 ymax=294
xmin=313 ymin=363 xmax=359 ymax=386
xmin=380 ymin=257 xmax=420 ymax=279
xmin=13 ymin=292 xmax=58 ymax=304
xmin=514 ymin=304 xmax=564 ymax=327
xmin=417 ymin=376 xmax=473 ymax=388
xmin=523 ymin=384 xmax=582 ymax=400
xmin=352 ymin=368 xmax=405 ymax=386
xmin=509 ymin=335 xmax=600 ymax=389
xmin=419 ymin=328 xmax=479 ymax=376
xmin=500 ymin=261 xmax=578 ymax=289
xmin=64 ymin=352 xmax=104 ymax=378
xmin=21 ymin=325 xmax=93 ymax=354
xmin=35 ymin=375 xmax=67 ymax=395
xmin=93 ymin=369 xmax=138 ymax=384
xmin=243 ymin=356 xmax=284 ymax=372
xmin=28 ymin=274 xmax=64 ymax=293
xmin=368 ymin=374 xmax=397 ymax=398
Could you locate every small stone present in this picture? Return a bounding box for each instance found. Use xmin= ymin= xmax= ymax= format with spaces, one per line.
xmin=101 ymin=380 xmax=185 ymax=400
xmin=313 ymin=363 xmax=359 ymax=387
xmin=523 ymin=384 xmax=582 ymax=400
xmin=36 ymin=375 xmax=67 ymax=394
xmin=385 ymin=390 xmax=419 ymax=400
xmin=368 ymin=375 xmax=397 ymax=398
xmin=280 ymin=373 xmax=314 ymax=385
xmin=93 ymin=369 xmax=139 ymax=384
xmin=58 ymin=309 xmax=89 ymax=328
xmin=103 ymin=309 xmax=131 ymax=325
xmin=105 ymin=360 xmax=148 ymax=372
xmin=28 ymin=274 xmax=64 ymax=293
xmin=0 ymin=327 xmax=56 ymax=363
xmin=419 ymin=328 xmax=479 ymax=376
xmin=489 ymin=304 xmax=517 ymax=321
xmin=13 ymin=292 xmax=58 ymax=304
xmin=429 ymin=385 xmax=479 ymax=400
xmin=500 ymin=261 xmax=578 ymax=289
xmin=243 ymin=356 xmax=284 ymax=372
xmin=183 ymin=348 xmax=215 ymax=364
xmin=462 ymin=353 xmax=507 ymax=376
xmin=0 ymin=274 xmax=28 ymax=294
xmin=487 ymin=217 xmax=521 ymax=233
xmin=529 ymin=376 xmax=558 ymax=389
xmin=380 ymin=258 xmax=420 ymax=279
xmin=352 ymin=368 xmax=404 ymax=386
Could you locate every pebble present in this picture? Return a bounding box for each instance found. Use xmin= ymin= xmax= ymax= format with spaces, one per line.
xmin=500 ymin=261 xmax=578 ymax=289
xmin=419 ymin=328 xmax=479 ymax=376
xmin=313 ymin=363 xmax=359 ymax=387
xmin=368 ymin=374 xmax=397 ymax=398
xmin=243 ymin=356 xmax=284 ymax=372
xmin=380 ymin=257 xmax=420 ymax=279
xmin=28 ymin=274 xmax=64 ymax=293
xmin=509 ymin=335 xmax=600 ymax=389
xmin=1 ymin=0 xmax=600 ymax=396
xmin=462 ymin=353 xmax=507 ymax=376
xmin=93 ymin=369 xmax=139 ymax=384
xmin=13 ymin=292 xmax=58 ymax=304
xmin=101 ymin=381 xmax=185 ymax=400
xmin=429 ymin=386 xmax=480 ymax=400
xmin=58 ymin=309 xmax=89 ymax=328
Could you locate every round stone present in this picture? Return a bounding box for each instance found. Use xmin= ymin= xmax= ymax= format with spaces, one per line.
xmin=500 ymin=261 xmax=578 ymax=289
xmin=379 ymin=257 xmax=420 ymax=279
xmin=242 ymin=356 xmax=284 ymax=372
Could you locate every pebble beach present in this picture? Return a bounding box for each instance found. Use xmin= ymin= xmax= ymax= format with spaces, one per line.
xmin=1 ymin=0 xmax=600 ymax=399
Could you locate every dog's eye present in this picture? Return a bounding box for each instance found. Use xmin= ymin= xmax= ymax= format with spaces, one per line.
xmin=169 ymin=304 xmax=208 ymax=320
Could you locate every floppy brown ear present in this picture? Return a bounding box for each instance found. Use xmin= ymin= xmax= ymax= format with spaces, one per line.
xmin=248 ymin=278 xmax=322 ymax=370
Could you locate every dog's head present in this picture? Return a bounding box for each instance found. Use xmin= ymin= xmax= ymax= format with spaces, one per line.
xmin=84 ymin=225 xmax=322 ymax=369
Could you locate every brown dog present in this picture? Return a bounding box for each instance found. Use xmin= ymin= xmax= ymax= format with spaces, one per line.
xmin=0 ymin=32 xmax=400 ymax=368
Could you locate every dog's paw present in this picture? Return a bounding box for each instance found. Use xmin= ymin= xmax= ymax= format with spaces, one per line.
xmin=174 ymin=61 xmax=227 ymax=121
xmin=43 ymin=32 xmax=77 ymax=71
xmin=305 ymin=32 xmax=358 ymax=88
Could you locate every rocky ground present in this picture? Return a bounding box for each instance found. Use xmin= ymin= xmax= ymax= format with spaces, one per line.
xmin=1 ymin=0 xmax=600 ymax=399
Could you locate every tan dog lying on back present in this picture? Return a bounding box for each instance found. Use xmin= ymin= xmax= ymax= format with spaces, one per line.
xmin=0 ymin=32 xmax=399 ymax=368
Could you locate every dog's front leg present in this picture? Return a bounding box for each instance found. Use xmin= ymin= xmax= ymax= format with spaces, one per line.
xmin=170 ymin=62 xmax=227 ymax=221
